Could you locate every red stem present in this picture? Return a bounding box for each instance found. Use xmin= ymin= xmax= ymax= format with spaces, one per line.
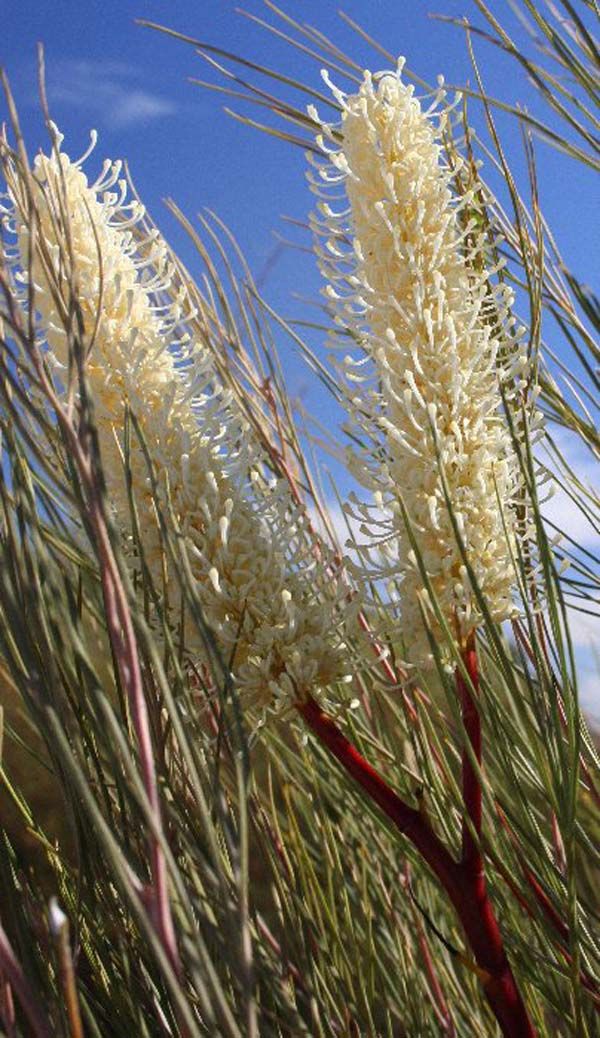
xmin=297 ymin=693 xmax=536 ymax=1038
xmin=495 ymin=807 xmax=600 ymax=1010
xmin=298 ymin=696 xmax=460 ymax=892
xmin=457 ymin=632 xmax=482 ymax=875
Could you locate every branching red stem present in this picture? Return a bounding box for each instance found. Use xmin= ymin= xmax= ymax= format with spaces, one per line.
xmin=297 ymin=691 xmax=536 ymax=1038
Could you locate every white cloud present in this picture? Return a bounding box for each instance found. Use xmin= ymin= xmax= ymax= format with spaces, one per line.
xmin=538 ymin=429 xmax=599 ymax=713
xmin=48 ymin=59 xmax=176 ymax=130
xmin=103 ymin=90 xmax=174 ymax=129
xmin=577 ymin=669 xmax=600 ymax=720
xmin=309 ymin=498 xmax=360 ymax=554
xmin=540 ymin=426 xmax=599 ymax=547
xmin=566 ymin=607 xmax=600 ymax=651
xmin=563 ymin=606 xmax=599 ymax=714
xmin=544 ymin=487 xmax=598 ymax=546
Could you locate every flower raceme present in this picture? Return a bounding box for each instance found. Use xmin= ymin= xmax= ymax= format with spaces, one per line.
xmin=2 ymin=130 xmax=350 ymax=709
xmin=309 ymin=65 xmax=540 ymax=664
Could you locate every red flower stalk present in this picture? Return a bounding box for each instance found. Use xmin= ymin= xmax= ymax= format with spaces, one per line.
xmin=457 ymin=632 xmax=483 ymax=875
xmin=297 ymin=641 xmax=537 ymax=1038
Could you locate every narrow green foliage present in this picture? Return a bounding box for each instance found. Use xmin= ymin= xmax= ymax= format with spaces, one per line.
xmin=0 ymin=3 xmax=598 ymax=1036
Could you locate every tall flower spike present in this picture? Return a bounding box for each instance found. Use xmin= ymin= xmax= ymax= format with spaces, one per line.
xmin=3 ymin=129 xmax=351 ymax=709
xmin=309 ymin=66 xmax=539 ymax=665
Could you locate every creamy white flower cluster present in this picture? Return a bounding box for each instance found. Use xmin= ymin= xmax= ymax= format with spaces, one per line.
xmin=3 ymin=132 xmax=350 ymax=707
xmin=309 ymin=65 xmax=539 ymax=664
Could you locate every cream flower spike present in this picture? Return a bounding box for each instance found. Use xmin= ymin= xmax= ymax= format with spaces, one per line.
xmin=309 ymin=65 xmax=541 ymax=665
xmin=4 ymin=127 xmax=350 ymax=708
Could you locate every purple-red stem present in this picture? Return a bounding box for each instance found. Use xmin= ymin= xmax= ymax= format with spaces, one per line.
xmin=10 ymin=283 xmax=182 ymax=988
xmin=0 ymin=921 xmax=51 ymax=1038
xmin=495 ymin=807 xmax=600 ymax=1010
xmin=0 ymin=973 xmax=15 ymax=1038
xmin=405 ymin=863 xmax=455 ymax=1035
xmin=297 ymin=689 xmax=536 ymax=1038
xmin=87 ymin=483 xmax=180 ymax=977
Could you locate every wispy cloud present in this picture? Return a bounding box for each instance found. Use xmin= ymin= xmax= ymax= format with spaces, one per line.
xmin=47 ymin=59 xmax=176 ymax=130
xmin=566 ymin=607 xmax=600 ymax=651
xmin=578 ymin=670 xmax=600 ymax=721
xmin=541 ymin=426 xmax=599 ymax=547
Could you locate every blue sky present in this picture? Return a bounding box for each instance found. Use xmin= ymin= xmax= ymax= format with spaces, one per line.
xmin=4 ymin=1 xmax=597 ymax=291
xmin=3 ymin=1 xmax=599 ymax=709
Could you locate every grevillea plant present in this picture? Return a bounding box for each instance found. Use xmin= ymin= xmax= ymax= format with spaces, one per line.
xmin=3 ymin=133 xmax=352 ymax=710
xmin=294 ymin=65 xmax=542 ymax=1035
xmin=0 ymin=3 xmax=599 ymax=1037
xmin=309 ymin=66 xmax=540 ymax=660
